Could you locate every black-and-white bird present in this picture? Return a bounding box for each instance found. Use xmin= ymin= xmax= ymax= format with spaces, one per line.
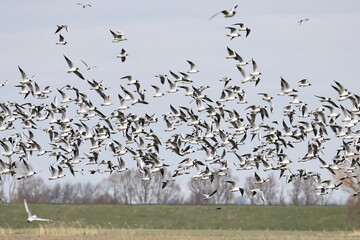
xmin=117 ymin=48 xmax=128 ymax=62
xmin=63 ymin=55 xmax=85 ymax=80
xmin=209 ymin=4 xmax=238 ymax=20
xmin=110 ymin=29 xmax=127 ymax=42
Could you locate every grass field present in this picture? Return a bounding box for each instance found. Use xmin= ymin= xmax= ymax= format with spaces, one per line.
xmin=0 ymin=204 xmax=358 ymax=240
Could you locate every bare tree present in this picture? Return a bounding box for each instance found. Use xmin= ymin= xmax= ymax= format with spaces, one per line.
xmin=12 ymin=176 xmax=50 ymax=203
xmin=334 ymin=162 xmax=360 ymax=224
xmin=102 ymin=168 xmax=184 ymax=204
xmin=0 ymin=178 xmax=6 ymax=203
xmin=244 ymin=172 xmax=283 ymax=205
xmin=187 ymin=170 xmax=239 ymax=204
xmin=289 ymin=177 xmax=322 ymax=206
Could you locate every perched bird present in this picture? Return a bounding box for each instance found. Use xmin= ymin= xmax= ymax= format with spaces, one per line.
xmin=24 ymin=199 xmax=52 ymax=223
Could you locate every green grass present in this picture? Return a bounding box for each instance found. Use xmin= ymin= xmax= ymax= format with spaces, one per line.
xmin=0 ymin=204 xmax=357 ymax=231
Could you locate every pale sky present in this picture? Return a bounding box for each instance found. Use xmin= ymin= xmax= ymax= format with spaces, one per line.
xmin=1 ymin=1 xmax=360 ymax=203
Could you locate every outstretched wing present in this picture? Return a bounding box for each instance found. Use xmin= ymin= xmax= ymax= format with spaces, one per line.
xmin=35 ymin=217 xmax=52 ymax=222
xmin=24 ymin=199 xmax=32 ymax=218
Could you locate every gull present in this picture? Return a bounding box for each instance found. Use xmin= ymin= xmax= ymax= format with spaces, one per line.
xmin=219 ymin=77 xmax=232 ymax=87
xmin=120 ymin=86 xmax=148 ymax=105
xmin=237 ymin=66 xmax=253 ymax=84
xmin=323 ymin=105 xmax=340 ymax=118
xmin=258 ymin=93 xmax=274 ymax=112
xmin=17 ymin=159 xmax=36 ymax=180
xmin=117 ymin=48 xmax=128 ymax=62
xmin=48 ymin=165 xmax=66 ymax=180
xmin=332 ymin=80 xmax=350 ymax=101
xmin=298 ymin=79 xmax=311 ymax=87
xmin=166 ymin=78 xmax=178 ymax=93
xmin=54 ymin=24 xmax=68 ymax=34
xmin=250 ymin=188 xmax=267 ymax=202
xmin=120 ymin=75 xmax=138 ymax=85
xmin=254 ymin=172 xmax=270 ymax=184
xmin=81 ymin=59 xmax=98 ymax=70
xmin=18 ymin=66 xmax=33 ymax=84
xmin=298 ymin=18 xmax=309 ymax=25
xmin=235 ymin=53 xmax=249 ymax=66
xmin=56 ymin=34 xmax=67 ymax=45
xmin=151 ymin=85 xmax=164 ymax=97
xmin=289 ymin=94 xmax=302 ymax=105
xmin=24 ymin=199 xmax=52 ymax=223
xmin=225 ymin=27 xmax=240 ymax=40
xmin=225 ymin=47 xmax=237 ymax=59
xmin=314 ymin=95 xmax=338 ymax=108
xmin=209 ymin=4 xmax=238 ymax=20
xmin=76 ymin=3 xmax=92 ymax=8
xmin=0 ymin=80 xmax=8 ymax=87
xmin=63 ymin=55 xmax=85 ymax=80
xmin=232 ymin=23 xmax=251 ymax=37
xmin=186 ymin=60 xmax=199 ymax=74
xmin=110 ymin=29 xmax=127 ymax=42
xmin=202 ymin=189 xmax=217 ymax=200
xmin=155 ymin=74 xmax=167 ymax=84
xmin=116 ymin=157 xmax=128 ymax=172
xmin=278 ymin=77 xmax=297 ymax=95
xmin=225 ymin=180 xmax=244 ymax=195
xmin=250 ymin=58 xmax=261 ymax=79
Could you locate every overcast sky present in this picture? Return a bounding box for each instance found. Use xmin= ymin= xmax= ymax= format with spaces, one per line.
xmin=1 ymin=1 xmax=359 ymax=203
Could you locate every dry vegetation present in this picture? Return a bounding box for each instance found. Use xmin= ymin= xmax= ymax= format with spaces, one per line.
xmin=0 ymin=227 xmax=359 ymax=240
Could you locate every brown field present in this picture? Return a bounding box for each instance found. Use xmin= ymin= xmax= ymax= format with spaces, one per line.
xmin=0 ymin=227 xmax=359 ymax=240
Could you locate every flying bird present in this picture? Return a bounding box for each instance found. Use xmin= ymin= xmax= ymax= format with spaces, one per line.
xmin=209 ymin=4 xmax=238 ymax=20
xmin=54 ymin=24 xmax=68 ymax=34
xmin=110 ymin=29 xmax=127 ymax=42
xmin=63 ymin=55 xmax=85 ymax=80
xmin=117 ymin=48 xmax=128 ymax=62
xmin=186 ymin=60 xmax=199 ymax=74
xmin=232 ymin=23 xmax=251 ymax=37
xmin=24 ymin=199 xmax=52 ymax=223
xmin=56 ymin=34 xmax=67 ymax=45
xmin=298 ymin=18 xmax=309 ymax=25
xmin=76 ymin=3 xmax=92 ymax=8
xmin=81 ymin=59 xmax=98 ymax=70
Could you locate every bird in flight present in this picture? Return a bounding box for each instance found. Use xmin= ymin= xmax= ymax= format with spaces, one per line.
xmin=76 ymin=3 xmax=92 ymax=8
xmin=209 ymin=4 xmax=238 ymax=20
xmin=64 ymin=55 xmax=85 ymax=80
xmin=24 ymin=199 xmax=52 ymax=223
xmin=298 ymin=18 xmax=309 ymax=25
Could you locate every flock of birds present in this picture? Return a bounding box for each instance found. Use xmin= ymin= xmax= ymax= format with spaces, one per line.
xmin=0 ymin=3 xmax=359 ymax=222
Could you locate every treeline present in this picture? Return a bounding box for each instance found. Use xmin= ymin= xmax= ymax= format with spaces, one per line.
xmin=0 ymin=168 xmax=343 ymax=206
